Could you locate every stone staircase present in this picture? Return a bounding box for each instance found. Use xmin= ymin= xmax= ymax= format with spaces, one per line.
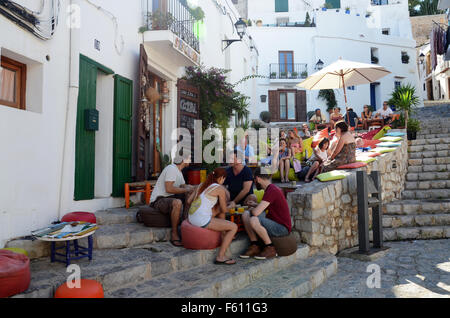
xmin=383 ymin=113 xmax=450 ymax=241
xmin=13 ymin=207 xmax=337 ymax=298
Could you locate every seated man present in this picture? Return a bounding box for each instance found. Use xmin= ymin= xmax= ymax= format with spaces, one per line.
xmin=149 ymin=153 xmax=192 ymax=247
xmin=309 ymin=108 xmax=327 ymax=130
xmin=344 ymin=108 xmax=359 ymax=129
xmin=374 ymin=102 xmax=394 ymax=126
xmin=240 ymin=168 xmax=292 ymax=260
xmin=225 ymin=150 xmax=258 ymax=208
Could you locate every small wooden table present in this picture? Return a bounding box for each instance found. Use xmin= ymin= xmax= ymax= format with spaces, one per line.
xmin=278 ymin=184 xmax=302 ymax=198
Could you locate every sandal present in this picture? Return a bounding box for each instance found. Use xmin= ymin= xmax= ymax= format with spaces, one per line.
xmin=214 ymin=259 xmax=236 ymax=265
xmin=170 ymin=239 xmax=183 ymax=247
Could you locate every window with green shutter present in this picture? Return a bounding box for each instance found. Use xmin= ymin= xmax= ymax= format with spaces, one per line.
xmin=275 ymin=0 xmax=288 ymax=12
xmin=325 ymin=0 xmax=341 ymax=9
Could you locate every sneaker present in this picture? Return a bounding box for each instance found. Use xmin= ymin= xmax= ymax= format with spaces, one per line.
xmin=254 ymin=246 xmax=277 ymax=260
xmin=239 ymin=244 xmax=261 ymax=259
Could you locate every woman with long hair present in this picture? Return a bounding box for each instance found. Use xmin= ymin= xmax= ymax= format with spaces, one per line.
xmin=330 ymin=107 xmax=344 ymax=129
xmin=323 ymin=121 xmax=356 ymax=172
xmin=288 ymin=130 xmax=303 ymax=156
xmin=187 ymin=168 xmax=238 ymax=265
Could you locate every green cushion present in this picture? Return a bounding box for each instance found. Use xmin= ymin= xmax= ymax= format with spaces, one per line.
xmin=302 ymin=137 xmax=314 ymax=161
xmin=254 ymin=190 xmax=265 ymax=203
xmin=379 ymin=136 xmax=403 ymax=142
xmin=356 ymin=157 xmax=376 ymax=164
xmin=272 ymin=168 xmax=299 ymax=181
xmin=316 ymin=171 xmax=347 ymax=182
xmin=373 ymin=126 xmax=392 ymax=140
xmin=377 ymin=142 xmax=401 ymax=148
xmin=370 ymin=147 xmax=396 ymax=154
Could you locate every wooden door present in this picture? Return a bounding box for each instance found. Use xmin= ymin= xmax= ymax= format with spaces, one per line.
xmin=296 ymin=90 xmax=307 ymax=122
xmin=268 ymin=90 xmax=279 ymax=122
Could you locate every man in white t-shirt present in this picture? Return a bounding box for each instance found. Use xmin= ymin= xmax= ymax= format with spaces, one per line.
xmin=374 ymin=102 xmax=394 ymax=125
xmin=150 ymin=154 xmax=192 ymax=247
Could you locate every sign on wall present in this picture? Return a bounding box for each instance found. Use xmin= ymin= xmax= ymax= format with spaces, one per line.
xmin=177 ymin=79 xmax=200 ymax=156
xmin=173 ymin=35 xmax=200 ymax=65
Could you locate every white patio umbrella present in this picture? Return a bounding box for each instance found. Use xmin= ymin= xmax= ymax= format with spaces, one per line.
xmin=297 ymin=58 xmax=391 ymax=122
xmin=438 ymin=0 xmax=450 ymax=10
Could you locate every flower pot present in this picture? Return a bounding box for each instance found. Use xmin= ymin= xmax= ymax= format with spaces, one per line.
xmin=407 ymin=131 xmax=417 ymax=141
xmin=322 ymin=8 xmax=327 ymax=11
xmin=345 ymin=10 xmax=350 ymax=14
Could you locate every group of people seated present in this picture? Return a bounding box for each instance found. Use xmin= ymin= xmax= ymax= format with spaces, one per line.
xmin=309 ymin=102 xmax=394 ymax=131
xmin=149 ymin=151 xmax=292 ymax=266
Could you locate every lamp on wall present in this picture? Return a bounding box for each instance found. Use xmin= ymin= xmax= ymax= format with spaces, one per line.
xmin=315 ymin=59 xmax=324 ymax=70
xmin=418 ymin=53 xmax=425 ymax=65
xmin=222 ymin=18 xmax=247 ymax=51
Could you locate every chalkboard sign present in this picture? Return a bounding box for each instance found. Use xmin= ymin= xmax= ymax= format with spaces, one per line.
xmin=177 ymin=80 xmax=200 ymax=134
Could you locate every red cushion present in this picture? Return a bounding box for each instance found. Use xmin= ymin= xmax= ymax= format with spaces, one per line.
xmin=362 ymin=139 xmax=380 ymax=149
xmin=368 ymin=153 xmax=382 ymax=158
xmin=0 ymin=250 xmax=30 ymax=298
xmin=61 ymin=212 xmax=96 ymax=224
xmin=338 ymin=162 xmax=368 ymax=169
xmin=181 ymin=220 xmax=222 ymax=250
xmin=312 ymin=128 xmax=329 ymax=148
xmin=55 ymin=279 xmax=104 ymax=298
xmin=359 ymin=128 xmax=382 ymax=140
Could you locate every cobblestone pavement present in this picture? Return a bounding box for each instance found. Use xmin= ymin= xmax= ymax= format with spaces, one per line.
xmin=310 ymin=239 xmax=450 ymax=298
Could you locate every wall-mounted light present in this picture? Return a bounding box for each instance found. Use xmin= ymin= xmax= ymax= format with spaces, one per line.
xmin=222 ymin=18 xmax=247 ymax=51
xmin=260 ymin=95 xmax=267 ymax=103
xmin=418 ymin=53 xmax=425 ymax=65
xmin=315 ymin=59 xmax=324 ymax=70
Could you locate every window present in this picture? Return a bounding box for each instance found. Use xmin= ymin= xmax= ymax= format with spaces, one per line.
xmin=401 ymin=51 xmax=409 ymax=64
xmin=347 ymin=86 xmax=356 ymax=91
xmin=279 ymin=91 xmax=296 ymax=120
xmin=395 ymin=81 xmax=401 ymax=90
xmin=275 ymin=0 xmax=288 ymax=12
xmin=371 ymin=47 xmax=379 ymax=64
xmin=325 ymin=0 xmax=341 ymax=9
xmin=382 ymin=28 xmax=390 ymax=35
xmin=0 ymin=56 xmax=27 ymax=110
xmin=279 ymin=51 xmax=294 ymax=77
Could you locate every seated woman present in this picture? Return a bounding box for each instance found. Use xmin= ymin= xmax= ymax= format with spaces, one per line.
xmin=300 ymin=124 xmax=311 ymax=138
xmin=361 ymin=105 xmax=373 ymax=130
xmin=279 ymin=139 xmax=292 ymax=183
xmin=330 ymin=107 xmax=344 ymax=129
xmin=304 ymin=138 xmax=329 ymax=183
xmin=323 ymin=121 xmax=356 ymax=172
xmin=288 ymin=130 xmax=303 ymax=156
xmin=187 ymin=168 xmax=238 ymax=265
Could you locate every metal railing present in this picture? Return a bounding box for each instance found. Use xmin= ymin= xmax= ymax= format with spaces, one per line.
xmin=269 ymin=63 xmax=308 ymax=79
xmin=371 ymin=0 xmax=389 ymax=5
xmin=143 ymin=0 xmax=200 ymax=53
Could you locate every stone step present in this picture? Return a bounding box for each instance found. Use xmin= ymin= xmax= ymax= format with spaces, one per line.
xmin=383 ymin=214 xmax=450 ymax=228
xmin=405 ymin=180 xmax=450 ymax=190
xmin=409 ymin=137 xmax=450 ymax=146
xmin=408 ymin=157 xmax=450 ymax=165
xmin=107 ymin=245 xmax=312 ymax=298
xmin=408 ymin=152 xmax=450 ymax=160
xmin=418 ymin=127 xmax=450 ymax=135
xmin=402 ymin=189 xmax=450 ymax=200
xmin=383 ymin=226 xmax=450 ymax=241
xmin=93 ymin=223 xmax=171 ymax=250
xmin=14 ymin=236 xmax=251 ymax=298
xmin=222 ymin=253 xmax=337 ymax=298
xmin=384 ymin=199 xmax=450 ymax=215
xmin=95 ymin=207 xmax=140 ymax=225
xmin=408 ymin=144 xmax=450 ymax=153
xmin=406 ymin=171 xmax=450 ymax=181
xmin=408 ymin=164 xmax=449 ymax=173
xmin=415 ymin=133 xmax=450 ymax=140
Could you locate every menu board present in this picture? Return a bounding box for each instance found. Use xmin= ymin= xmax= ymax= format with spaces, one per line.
xmin=177 ymin=80 xmax=200 ymax=134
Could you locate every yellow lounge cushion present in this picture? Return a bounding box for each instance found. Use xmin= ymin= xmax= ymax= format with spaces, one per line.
xmin=373 ymin=126 xmax=392 ymax=140
xmin=370 ymin=147 xmax=396 ymax=154
xmin=379 ymin=136 xmax=403 ymax=142
xmin=316 ymin=171 xmax=348 ymax=182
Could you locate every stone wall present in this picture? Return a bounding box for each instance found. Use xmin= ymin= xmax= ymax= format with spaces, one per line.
xmin=288 ymin=137 xmax=408 ymax=255
xmin=410 ymin=14 xmax=446 ymax=48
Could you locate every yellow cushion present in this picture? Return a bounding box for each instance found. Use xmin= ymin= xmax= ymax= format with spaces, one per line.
xmin=379 ymin=136 xmax=403 ymax=142
xmin=272 ymin=168 xmax=299 ymax=181
xmin=316 ymin=171 xmax=347 ymax=182
xmin=356 ymin=157 xmax=377 ymax=164
xmin=373 ymin=126 xmax=392 ymax=140
xmin=301 ymin=137 xmax=314 ymax=161
xmin=254 ymin=190 xmax=265 ymax=203
xmin=1 ymin=248 xmax=29 ymax=257
xmin=370 ymin=147 xmax=396 ymax=154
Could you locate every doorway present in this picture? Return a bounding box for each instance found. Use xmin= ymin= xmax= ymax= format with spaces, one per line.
xmin=427 ymin=80 xmax=434 ymax=100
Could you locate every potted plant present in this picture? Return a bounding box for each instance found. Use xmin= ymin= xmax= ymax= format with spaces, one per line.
xmin=270 ymin=72 xmax=277 ymax=79
xmin=402 ymin=53 xmax=410 ymax=64
xmin=365 ymin=11 xmax=372 ymax=18
xmin=371 ymin=55 xmax=379 ymax=64
xmin=291 ymin=71 xmax=299 ymax=78
xmin=280 ymin=72 xmax=287 ymax=78
xmin=301 ymin=70 xmax=308 ymax=78
xmin=345 ymin=7 xmax=351 ymax=14
xmin=388 ymin=83 xmax=420 ymax=128
xmin=407 ymin=118 xmax=421 ymax=140
xmin=260 ymin=111 xmax=271 ymax=123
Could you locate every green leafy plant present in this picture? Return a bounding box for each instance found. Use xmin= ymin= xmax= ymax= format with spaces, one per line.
xmin=251 ymin=121 xmax=264 ymax=130
xmin=390 ymin=112 xmax=406 ymax=129
xmin=260 ymin=111 xmax=271 ymax=123
xmin=147 ymin=11 xmax=174 ymax=30
xmin=291 ymin=71 xmax=299 ymax=78
xmin=304 ymin=12 xmax=311 ymax=26
xmin=270 ymin=72 xmax=277 ymax=78
xmin=407 ymin=118 xmax=421 ymax=133
xmin=388 ymin=83 xmax=420 ymax=127
xmin=301 ymin=70 xmax=308 ymax=78
xmin=280 ymin=72 xmax=287 ymax=78
xmin=318 ymin=89 xmax=337 ymax=112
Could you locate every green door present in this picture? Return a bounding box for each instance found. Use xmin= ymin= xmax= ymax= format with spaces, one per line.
xmin=112 ymin=75 xmax=133 ymax=197
xmin=74 ymin=56 xmax=98 ymax=201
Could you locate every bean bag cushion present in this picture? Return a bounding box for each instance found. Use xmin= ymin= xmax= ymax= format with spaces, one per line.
xmin=271 ymin=233 xmax=297 ymax=257
xmin=301 ymin=138 xmax=314 ymax=160
xmin=368 ymin=153 xmax=382 ymax=158
xmin=137 ymin=207 xmax=171 ymax=228
xmin=0 ymin=248 xmax=28 ymax=257
xmin=272 ymin=168 xmax=299 ymax=182
xmin=373 ymin=126 xmax=392 ymax=140
xmin=356 ymin=157 xmax=376 ymax=164
xmin=0 ymin=250 xmax=30 ymax=298
xmin=55 ymin=279 xmax=104 ymax=298
xmin=254 ymin=190 xmax=265 ymax=203
xmin=338 ymin=162 xmax=368 ymax=169
xmin=359 ymin=127 xmax=381 ymax=140
xmin=385 ymin=132 xmax=406 ymax=137
xmin=370 ymin=148 xmax=396 ymax=154
xmin=379 ymin=136 xmax=403 ymax=142
xmin=312 ymin=129 xmax=329 ymax=148
xmin=377 ymin=142 xmax=401 ymax=148
xmin=361 ymin=139 xmax=380 ymax=149
xmin=316 ymin=171 xmax=348 ymax=182
xmin=181 ymin=220 xmax=222 ymax=250
xmin=61 ymin=212 xmax=96 ymax=224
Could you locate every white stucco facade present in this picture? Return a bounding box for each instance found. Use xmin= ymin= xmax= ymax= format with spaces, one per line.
xmin=246 ymin=0 xmax=421 ymax=121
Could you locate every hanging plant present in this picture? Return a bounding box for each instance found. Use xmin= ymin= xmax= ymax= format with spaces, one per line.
xmin=318 ymin=89 xmax=337 ymax=112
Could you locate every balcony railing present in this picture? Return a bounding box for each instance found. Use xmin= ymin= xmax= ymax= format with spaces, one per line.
xmin=269 ymin=64 xmax=308 ymax=80
xmin=371 ymin=0 xmax=389 ymax=5
xmin=143 ymin=0 xmax=200 ymax=53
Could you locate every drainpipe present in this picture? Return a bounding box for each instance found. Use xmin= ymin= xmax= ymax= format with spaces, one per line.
xmin=58 ymin=0 xmax=81 ymax=220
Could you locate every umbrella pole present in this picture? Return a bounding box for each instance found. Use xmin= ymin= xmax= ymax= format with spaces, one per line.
xmin=342 ymin=75 xmax=350 ymax=126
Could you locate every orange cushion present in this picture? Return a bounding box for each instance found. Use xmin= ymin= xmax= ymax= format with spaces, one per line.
xmin=0 ymin=250 xmax=31 ymax=298
xmin=362 ymin=139 xmax=380 ymax=149
xmin=368 ymin=153 xmax=382 ymax=158
xmin=338 ymin=162 xmax=368 ymax=169
xmin=312 ymin=128 xmax=329 ymax=148
xmin=181 ymin=220 xmax=222 ymax=250
xmin=55 ymin=279 xmax=104 ymax=298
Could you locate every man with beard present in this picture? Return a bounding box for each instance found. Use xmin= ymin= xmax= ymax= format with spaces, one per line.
xmin=239 ymin=168 xmax=292 ymax=260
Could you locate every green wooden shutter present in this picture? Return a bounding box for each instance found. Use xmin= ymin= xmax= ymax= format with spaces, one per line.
xmin=74 ymin=56 xmax=98 ymax=201
xmin=275 ymin=0 xmax=289 ymax=12
xmin=325 ymin=0 xmax=341 ymax=9
xmin=112 ymin=75 xmax=133 ymax=197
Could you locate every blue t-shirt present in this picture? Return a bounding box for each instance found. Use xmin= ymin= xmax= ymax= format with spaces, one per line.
xmin=345 ymin=111 xmax=359 ymax=128
xmin=224 ymin=166 xmax=254 ymax=204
